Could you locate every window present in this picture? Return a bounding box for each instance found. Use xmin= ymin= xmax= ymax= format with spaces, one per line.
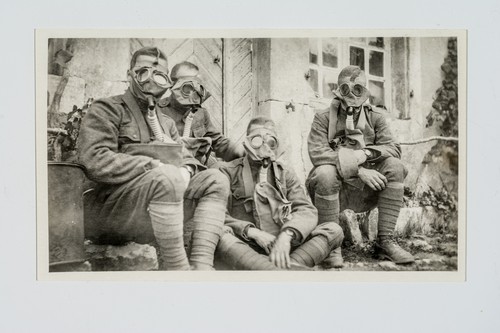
xmin=307 ymin=37 xmax=391 ymax=109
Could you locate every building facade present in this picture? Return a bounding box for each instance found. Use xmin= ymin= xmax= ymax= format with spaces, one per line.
xmin=47 ymin=36 xmax=456 ymax=193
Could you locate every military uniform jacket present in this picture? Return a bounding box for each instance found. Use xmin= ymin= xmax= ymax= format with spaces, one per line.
xmin=219 ymin=157 xmax=318 ymax=244
xmin=77 ymin=89 xmax=202 ymax=185
xmin=159 ymin=98 xmax=242 ymax=162
xmin=308 ymin=98 xmax=401 ymax=178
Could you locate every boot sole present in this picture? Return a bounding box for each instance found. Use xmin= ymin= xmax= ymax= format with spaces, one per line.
xmin=376 ymin=253 xmax=415 ymax=265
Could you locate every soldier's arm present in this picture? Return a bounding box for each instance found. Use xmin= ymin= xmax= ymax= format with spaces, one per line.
xmin=77 ymin=99 xmax=158 ymax=184
xmin=308 ymin=111 xmax=341 ymax=167
xmin=203 ymin=109 xmax=245 ymax=161
xmin=218 ymin=163 xmax=256 ymax=239
xmin=279 ymin=167 xmax=318 ymax=245
xmin=367 ymin=110 xmax=402 ymax=161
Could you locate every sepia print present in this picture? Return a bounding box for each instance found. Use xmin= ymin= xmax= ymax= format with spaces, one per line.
xmin=36 ymin=30 xmax=466 ymax=281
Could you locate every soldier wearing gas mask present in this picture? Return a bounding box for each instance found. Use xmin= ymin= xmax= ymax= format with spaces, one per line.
xmin=159 ymin=61 xmax=245 ymax=166
xmin=306 ymin=65 xmax=414 ymax=266
xmin=78 ymin=47 xmax=229 ymax=270
xmin=216 ymin=117 xmax=344 ymax=270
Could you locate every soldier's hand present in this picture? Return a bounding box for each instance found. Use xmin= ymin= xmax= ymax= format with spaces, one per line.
xmin=353 ymin=150 xmax=367 ymax=165
xmin=358 ymin=167 xmax=387 ymax=191
xmin=269 ymin=232 xmax=292 ymax=269
xmin=222 ymin=226 xmax=234 ymax=235
xmin=247 ymin=228 xmax=276 ymax=254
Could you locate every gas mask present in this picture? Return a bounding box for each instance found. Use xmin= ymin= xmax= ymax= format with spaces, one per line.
xmin=170 ymin=76 xmax=211 ymax=107
xmin=243 ymin=126 xmax=279 ymax=168
xmin=129 ymin=66 xmax=173 ymax=102
xmin=332 ymin=65 xmax=370 ymax=109
xmin=332 ymin=66 xmax=371 ymax=131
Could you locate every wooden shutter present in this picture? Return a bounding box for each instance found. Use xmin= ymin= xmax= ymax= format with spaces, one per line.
xmin=223 ymin=38 xmax=254 ymax=143
xmin=131 ymin=38 xmax=223 ymax=129
xmin=131 ymin=38 xmax=254 ymax=141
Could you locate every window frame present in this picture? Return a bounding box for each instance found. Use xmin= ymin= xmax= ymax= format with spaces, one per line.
xmin=308 ymin=37 xmax=392 ymax=109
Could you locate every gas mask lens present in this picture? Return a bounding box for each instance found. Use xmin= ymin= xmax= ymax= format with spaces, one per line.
xmin=135 ymin=67 xmax=172 ymax=88
xmin=249 ymin=134 xmax=278 ymax=150
xmin=179 ymin=81 xmax=206 ymax=98
xmin=339 ymin=83 xmax=366 ymax=97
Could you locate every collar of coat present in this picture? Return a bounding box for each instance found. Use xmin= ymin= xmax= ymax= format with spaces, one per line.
xmin=120 ymin=89 xmax=152 ymax=143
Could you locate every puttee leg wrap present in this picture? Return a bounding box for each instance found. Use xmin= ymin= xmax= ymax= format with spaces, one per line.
xmin=314 ymin=192 xmax=340 ymax=224
xmin=189 ymin=199 xmax=225 ymax=269
xmin=377 ymin=182 xmax=404 ymax=239
xmin=217 ymin=233 xmax=280 ymax=270
xmin=148 ymin=201 xmax=190 ymax=270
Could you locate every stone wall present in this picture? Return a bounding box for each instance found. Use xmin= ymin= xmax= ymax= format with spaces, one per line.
xmin=47 ymin=37 xmax=458 ymax=193
xmin=253 ymin=37 xmax=457 ymax=194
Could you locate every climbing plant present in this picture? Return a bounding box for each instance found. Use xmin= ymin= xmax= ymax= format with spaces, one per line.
xmin=426 ymin=37 xmax=458 ymax=143
xmin=47 ymin=99 xmax=92 ymax=162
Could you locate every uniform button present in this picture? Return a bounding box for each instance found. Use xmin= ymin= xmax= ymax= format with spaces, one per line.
xmin=133 ymin=134 xmax=137 ymax=138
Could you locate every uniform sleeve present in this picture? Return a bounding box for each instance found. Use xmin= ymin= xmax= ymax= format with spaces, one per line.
xmin=76 ymin=99 xmax=156 ymax=184
xmin=307 ymin=111 xmax=341 ymax=168
xmin=368 ymin=112 xmax=402 ymax=161
xmin=203 ymin=109 xmax=245 ymax=161
xmin=218 ymin=163 xmax=256 ymax=239
xmin=280 ymin=167 xmax=318 ymax=243
xmin=224 ymin=212 xmax=256 ymax=240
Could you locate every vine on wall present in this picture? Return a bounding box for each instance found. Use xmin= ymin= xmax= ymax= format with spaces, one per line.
xmin=426 ymin=37 xmax=458 ymax=143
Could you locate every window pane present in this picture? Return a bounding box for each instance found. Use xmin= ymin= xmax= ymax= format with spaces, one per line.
xmin=369 ymin=51 xmax=384 ymax=77
xmin=321 ymin=38 xmax=338 ymax=68
xmin=322 ymin=71 xmax=338 ymax=98
xmin=368 ymin=37 xmax=384 ymax=48
xmin=369 ymin=80 xmax=385 ymax=106
xmin=308 ymin=68 xmax=319 ymax=93
xmin=309 ymin=39 xmax=318 ymax=64
xmin=350 ymin=46 xmax=365 ymax=70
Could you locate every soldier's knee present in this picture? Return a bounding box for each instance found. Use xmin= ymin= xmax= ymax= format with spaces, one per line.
xmin=312 ymin=222 xmax=344 ymax=245
xmin=381 ymin=157 xmax=407 ymax=183
xmin=148 ymin=165 xmax=185 ymax=201
xmin=200 ymin=169 xmax=230 ymax=198
xmin=217 ymin=232 xmax=241 ymax=253
xmin=308 ymin=165 xmax=342 ymax=193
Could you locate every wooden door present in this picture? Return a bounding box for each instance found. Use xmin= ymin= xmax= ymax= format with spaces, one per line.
xmin=131 ymin=38 xmax=254 ymax=143
xmin=223 ymin=38 xmax=254 ymax=144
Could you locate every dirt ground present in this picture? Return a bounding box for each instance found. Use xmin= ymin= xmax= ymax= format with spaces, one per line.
xmin=320 ymin=231 xmax=458 ymax=271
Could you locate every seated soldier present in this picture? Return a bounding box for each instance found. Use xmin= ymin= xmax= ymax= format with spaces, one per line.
xmin=159 ymin=61 xmax=245 ymax=166
xmin=216 ymin=116 xmax=344 ymax=270
xmin=306 ymin=65 xmax=415 ymax=265
xmin=78 ymin=47 xmax=229 ymax=270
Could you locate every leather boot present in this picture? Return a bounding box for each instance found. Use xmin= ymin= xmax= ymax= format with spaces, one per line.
xmin=375 ymin=237 xmax=415 ymax=264
xmin=322 ymin=247 xmax=344 ymax=268
xmin=376 ymin=182 xmax=414 ymax=264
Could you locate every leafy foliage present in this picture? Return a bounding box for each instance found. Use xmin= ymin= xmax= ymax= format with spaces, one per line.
xmin=48 ymin=99 xmax=92 ymax=162
xmin=426 ymin=38 xmax=459 ymax=142
xmin=404 ymin=185 xmax=457 ymax=230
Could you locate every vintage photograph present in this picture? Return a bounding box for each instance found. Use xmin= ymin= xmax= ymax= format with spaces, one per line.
xmin=37 ymin=31 xmax=465 ymax=278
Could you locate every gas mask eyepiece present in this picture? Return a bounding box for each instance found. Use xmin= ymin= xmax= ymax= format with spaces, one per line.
xmin=248 ymin=134 xmax=279 ymax=150
xmin=339 ymin=83 xmax=367 ymax=98
xmin=333 ymin=66 xmax=370 ymax=108
xmin=134 ymin=66 xmax=172 ymax=88
xmin=171 ymin=76 xmax=211 ymax=106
